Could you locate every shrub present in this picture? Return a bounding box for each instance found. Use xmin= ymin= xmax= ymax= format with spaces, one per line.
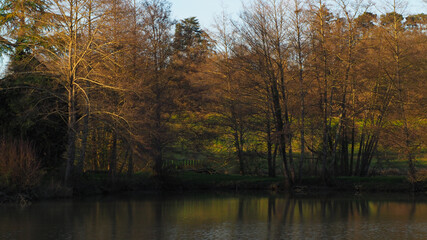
xmin=380 ymin=168 xmax=402 ymax=176
xmin=411 ymin=168 xmax=427 ymax=183
xmin=0 ymin=138 xmax=43 ymax=191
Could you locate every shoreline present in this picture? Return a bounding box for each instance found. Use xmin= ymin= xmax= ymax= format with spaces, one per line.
xmin=1 ymin=172 xmax=426 ymax=204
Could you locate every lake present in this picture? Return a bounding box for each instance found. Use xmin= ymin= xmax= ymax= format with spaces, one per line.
xmin=1 ymin=192 xmax=427 ymax=239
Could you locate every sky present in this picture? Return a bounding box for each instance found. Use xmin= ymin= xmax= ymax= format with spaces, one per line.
xmin=170 ymin=0 xmax=427 ymax=29
xmin=170 ymin=0 xmax=242 ymax=29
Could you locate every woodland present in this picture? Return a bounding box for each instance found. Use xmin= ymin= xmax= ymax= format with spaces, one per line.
xmin=0 ymin=0 xmax=425 ymax=193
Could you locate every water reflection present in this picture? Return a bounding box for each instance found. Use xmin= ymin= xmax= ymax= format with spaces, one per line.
xmin=0 ymin=193 xmax=426 ymax=239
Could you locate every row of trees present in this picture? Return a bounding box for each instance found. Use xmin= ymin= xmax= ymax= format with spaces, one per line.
xmin=0 ymin=0 xmax=425 ymax=187
xmin=1 ymin=0 xmax=213 ymax=186
xmin=215 ymin=0 xmax=426 ymax=185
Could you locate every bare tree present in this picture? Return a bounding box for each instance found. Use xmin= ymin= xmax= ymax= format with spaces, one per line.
xmin=236 ymin=0 xmax=295 ymax=184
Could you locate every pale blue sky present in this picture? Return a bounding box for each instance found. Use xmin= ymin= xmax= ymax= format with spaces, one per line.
xmin=170 ymin=0 xmax=242 ymax=28
xmin=170 ymin=0 xmax=427 ymax=29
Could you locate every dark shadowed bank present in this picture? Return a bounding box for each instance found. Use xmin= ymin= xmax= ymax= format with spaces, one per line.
xmin=2 ymin=171 xmax=427 ymax=204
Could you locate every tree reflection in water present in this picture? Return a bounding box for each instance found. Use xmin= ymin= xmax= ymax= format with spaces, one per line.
xmin=0 ymin=193 xmax=425 ymax=239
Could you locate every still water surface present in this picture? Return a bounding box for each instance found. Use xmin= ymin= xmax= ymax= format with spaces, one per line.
xmin=1 ymin=192 xmax=427 ymax=239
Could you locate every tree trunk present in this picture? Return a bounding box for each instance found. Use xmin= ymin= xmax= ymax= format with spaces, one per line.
xmin=127 ymin=147 xmax=133 ymax=178
xmin=341 ymin=130 xmax=349 ymax=176
xmin=77 ymin=108 xmax=89 ymax=174
xmin=234 ymin=129 xmax=245 ymax=175
xmin=77 ymin=0 xmax=93 ymax=175
xmin=64 ymin=0 xmax=77 ymax=187
xmin=266 ymin=113 xmax=275 ymax=177
xmin=110 ymin=131 xmax=117 ymax=184
xmin=271 ymin=83 xmax=293 ymax=185
xmin=65 ymin=87 xmax=76 ymax=186
xmin=349 ymin=119 xmax=355 ymax=175
xmin=154 ymin=146 xmax=163 ymax=176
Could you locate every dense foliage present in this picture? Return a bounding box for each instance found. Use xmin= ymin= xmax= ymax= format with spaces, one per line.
xmin=0 ymin=0 xmax=425 ymax=189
